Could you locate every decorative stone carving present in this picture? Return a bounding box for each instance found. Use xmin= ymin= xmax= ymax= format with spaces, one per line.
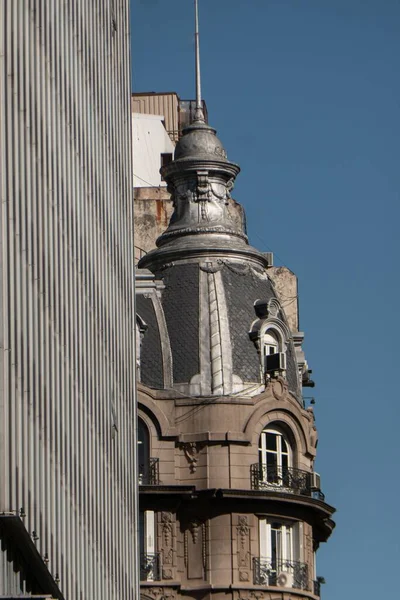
xmin=189 ymin=519 xmax=200 ymax=544
xmin=267 ymin=298 xmax=280 ymax=318
xmin=158 ymin=512 xmax=176 ymax=580
xmin=161 ymin=512 xmax=173 ymax=549
xmin=236 ymin=516 xmax=251 ymax=581
xmin=185 ymin=518 xmax=205 ymax=580
xmin=306 ymin=407 xmax=318 ymax=450
xmin=236 ymin=592 xmax=283 ymax=600
xmin=162 ymin=567 xmax=173 ymax=580
xmin=141 ymin=587 xmax=176 ymax=600
xmin=170 ymin=172 xmax=234 ymax=225
xmin=179 ymin=442 xmax=204 ymax=473
xmin=236 ymin=591 xmax=266 ymax=600
xmin=199 ymin=259 xmax=224 ymax=273
xmin=270 ymin=376 xmax=288 ymax=400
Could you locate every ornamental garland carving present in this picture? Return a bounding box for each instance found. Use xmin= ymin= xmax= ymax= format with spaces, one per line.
xmin=158 ymin=512 xmax=176 ymax=580
xmin=237 ymin=516 xmax=251 ymax=571
xmin=161 ymin=512 xmax=173 ymax=547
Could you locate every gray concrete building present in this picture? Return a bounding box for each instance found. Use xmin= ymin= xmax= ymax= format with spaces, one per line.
xmin=0 ymin=2 xmax=138 ymax=599
xmin=134 ymin=89 xmax=335 ymax=600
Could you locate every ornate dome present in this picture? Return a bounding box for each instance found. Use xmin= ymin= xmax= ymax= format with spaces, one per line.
xmin=174 ymin=121 xmax=229 ymax=162
xmin=137 ymin=111 xmax=301 ymax=401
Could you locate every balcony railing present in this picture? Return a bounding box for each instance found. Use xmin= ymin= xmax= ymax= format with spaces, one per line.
xmin=253 ymin=557 xmax=309 ymax=591
xmin=139 ymin=458 xmax=159 ymax=485
xmin=250 ymin=464 xmax=324 ymax=499
xmin=140 ymin=553 xmax=161 ymax=581
xmin=313 ymin=580 xmax=321 ymax=596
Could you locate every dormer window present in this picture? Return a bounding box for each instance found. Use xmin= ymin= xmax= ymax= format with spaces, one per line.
xmin=263 ymin=327 xmax=286 ymax=376
xmin=264 ymin=330 xmax=279 ymax=356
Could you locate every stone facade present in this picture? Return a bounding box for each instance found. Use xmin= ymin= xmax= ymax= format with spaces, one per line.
xmin=135 ymin=85 xmax=334 ymax=600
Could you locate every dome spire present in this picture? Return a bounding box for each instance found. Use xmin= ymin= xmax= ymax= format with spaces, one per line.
xmin=138 ymin=0 xmax=268 ymax=272
xmin=194 ymin=0 xmax=205 ymax=123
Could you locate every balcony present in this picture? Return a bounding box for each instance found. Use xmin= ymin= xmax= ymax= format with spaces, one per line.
xmin=253 ymin=557 xmax=309 ymax=591
xmin=140 ymin=553 xmax=161 ymax=581
xmin=250 ymin=464 xmax=325 ymax=500
xmin=313 ymin=579 xmax=321 ymax=596
xmin=139 ymin=458 xmax=160 ymax=485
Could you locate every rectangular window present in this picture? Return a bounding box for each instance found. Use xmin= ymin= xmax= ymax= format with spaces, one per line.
xmin=258 ymin=519 xmax=306 ymax=590
xmin=140 ymin=510 xmax=157 ymax=581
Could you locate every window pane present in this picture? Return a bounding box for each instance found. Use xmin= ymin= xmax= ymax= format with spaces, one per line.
xmin=267 ymin=453 xmax=278 ymax=483
xmin=286 ymin=528 xmax=292 ymax=561
xmin=266 ymin=433 xmax=277 ymax=451
xmin=271 ymin=528 xmax=277 ymax=567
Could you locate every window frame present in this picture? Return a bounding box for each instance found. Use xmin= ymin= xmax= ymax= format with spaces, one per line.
xmin=259 ymin=517 xmax=303 ymax=581
xmin=259 ymin=426 xmax=292 ymax=487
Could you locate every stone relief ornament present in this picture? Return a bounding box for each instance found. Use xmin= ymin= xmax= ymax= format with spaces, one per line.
xmin=267 ymin=298 xmax=281 ymax=318
xmin=199 ymin=260 xmax=224 ymax=273
xmin=237 ymin=591 xmax=267 ymax=600
xmin=179 ymin=441 xmax=204 ymax=473
xmin=161 ymin=512 xmax=174 ymax=568
xmin=169 ymin=171 xmax=237 ymax=225
xmin=142 ymin=587 xmax=176 ymax=600
xmin=306 ymin=407 xmax=318 ymax=450
xmin=214 ymin=145 xmax=227 ymax=159
xmin=237 ymin=516 xmax=250 ymax=548
xmin=189 ymin=519 xmax=200 ymax=544
xmin=237 ymin=516 xmax=251 ymax=570
xmin=161 ymin=512 xmax=173 ymax=547
xmin=158 ymin=512 xmax=176 ymax=580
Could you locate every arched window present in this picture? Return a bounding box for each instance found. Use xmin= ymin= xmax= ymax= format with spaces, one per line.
xmin=138 ymin=418 xmax=159 ymax=581
xmin=259 ymin=426 xmax=292 ymax=487
xmin=264 ymin=329 xmax=279 ymax=356
xmin=138 ymin=418 xmax=150 ymax=485
xmin=262 ymin=328 xmax=286 ymax=376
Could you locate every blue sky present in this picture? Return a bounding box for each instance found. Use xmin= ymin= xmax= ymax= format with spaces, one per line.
xmin=131 ymin=1 xmax=400 ymax=597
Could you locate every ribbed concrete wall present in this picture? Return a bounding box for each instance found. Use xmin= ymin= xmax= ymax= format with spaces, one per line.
xmin=0 ymin=2 xmax=137 ymax=599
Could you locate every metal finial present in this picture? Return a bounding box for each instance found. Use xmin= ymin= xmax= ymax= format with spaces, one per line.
xmin=194 ymin=0 xmax=205 ymax=122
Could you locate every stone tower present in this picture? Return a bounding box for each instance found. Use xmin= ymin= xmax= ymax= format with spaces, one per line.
xmin=135 ymin=110 xmax=335 ymax=600
xmin=135 ymin=5 xmax=335 ymax=600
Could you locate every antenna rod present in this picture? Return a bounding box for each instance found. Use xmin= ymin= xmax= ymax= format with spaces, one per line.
xmin=194 ymin=0 xmax=205 ymax=121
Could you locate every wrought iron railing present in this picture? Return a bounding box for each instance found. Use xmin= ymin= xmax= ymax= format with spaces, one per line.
xmin=140 ymin=553 xmax=161 ymax=581
xmin=313 ymin=580 xmax=321 ymax=596
xmin=139 ymin=458 xmax=159 ymax=485
xmin=134 ymin=245 xmax=147 ymax=265
xmin=253 ymin=557 xmax=309 ymax=591
xmin=250 ymin=464 xmax=323 ymax=498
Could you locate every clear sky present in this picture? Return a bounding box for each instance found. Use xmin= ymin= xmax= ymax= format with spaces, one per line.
xmin=131 ymin=1 xmax=400 ymax=598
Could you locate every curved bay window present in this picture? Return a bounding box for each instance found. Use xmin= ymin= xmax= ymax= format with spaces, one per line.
xmin=259 ymin=427 xmax=292 ymax=487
